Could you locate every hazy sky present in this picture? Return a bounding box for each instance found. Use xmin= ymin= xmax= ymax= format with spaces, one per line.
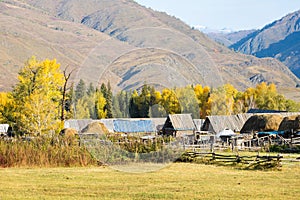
xmin=135 ymin=0 xmax=300 ymax=30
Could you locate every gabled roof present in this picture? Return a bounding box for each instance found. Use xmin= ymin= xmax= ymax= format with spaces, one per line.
xmin=203 ymin=114 xmax=253 ymax=134
xmin=166 ymin=114 xmax=196 ymax=131
xmin=193 ymin=119 xmax=205 ymax=131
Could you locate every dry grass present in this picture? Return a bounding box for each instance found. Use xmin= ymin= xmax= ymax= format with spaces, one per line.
xmin=0 ymin=137 xmax=97 ymax=167
xmin=0 ymin=162 xmax=299 ymax=199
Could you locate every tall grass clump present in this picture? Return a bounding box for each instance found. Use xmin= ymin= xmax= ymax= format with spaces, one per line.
xmin=0 ymin=135 xmax=98 ymax=168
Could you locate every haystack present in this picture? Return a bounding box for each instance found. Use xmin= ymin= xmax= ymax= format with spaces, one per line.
xmin=60 ymin=128 xmax=78 ymax=137
xmin=81 ymin=122 xmax=108 ymax=134
xmin=278 ymin=115 xmax=300 ymax=131
xmin=240 ymin=114 xmax=283 ymax=133
xmin=59 ymin=128 xmax=79 ymax=145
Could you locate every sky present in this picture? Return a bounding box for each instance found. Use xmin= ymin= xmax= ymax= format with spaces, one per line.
xmin=135 ymin=0 xmax=300 ymax=31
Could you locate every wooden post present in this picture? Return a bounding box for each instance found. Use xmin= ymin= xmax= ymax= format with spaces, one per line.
xmin=291 ymin=129 xmax=293 ymax=145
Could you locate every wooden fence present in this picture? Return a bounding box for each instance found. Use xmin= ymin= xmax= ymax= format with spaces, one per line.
xmin=179 ymin=151 xmax=283 ymax=170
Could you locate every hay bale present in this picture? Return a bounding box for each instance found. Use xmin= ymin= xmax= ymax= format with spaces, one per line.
xmin=278 ymin=115 xmax=300 ymax=131
xmin=241 ymin=114 xmax=283 ymax=133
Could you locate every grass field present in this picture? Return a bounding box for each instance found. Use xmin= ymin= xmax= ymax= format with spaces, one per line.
xmin=0 ymin=161 xmax=299 ymax=200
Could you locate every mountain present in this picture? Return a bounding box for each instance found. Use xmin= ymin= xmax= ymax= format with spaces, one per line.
xmin=0 ymin=0 xmax=299 ymax=94
xmin=206 ymin=30 xmax=256 ymax=47
xmin=230 ymin=10 xmax=300 ymax=78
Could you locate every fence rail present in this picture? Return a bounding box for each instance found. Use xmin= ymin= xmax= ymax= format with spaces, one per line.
xmin=179 ymin=151 xmax=282 ymax=170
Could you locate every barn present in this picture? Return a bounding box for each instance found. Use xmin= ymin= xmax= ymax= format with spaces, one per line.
xmin=202 ymin=114 xmax=252 ymax=134
xmin=162 ymin=114 xmax=196 ymax=137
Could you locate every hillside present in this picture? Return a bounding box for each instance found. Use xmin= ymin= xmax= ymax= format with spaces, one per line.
xmin=231 ymin=10 xmax=300 ymax=78
xmin=206 ymin=29 xmax=256 ymax=47
xmin=1 ymin=0 xmax=299 ymax=93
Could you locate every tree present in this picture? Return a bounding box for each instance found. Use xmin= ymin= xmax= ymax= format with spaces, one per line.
xmin=75 ymin=79 xmax=86 ymax=103
xmin=176 ymin=86 xmax=199 ymax=118
xmin=129 ymin=90 xmax=140 ymax=118
xmin=161 ymin=88 xmax=181 ymax=114
xmin=61 ymin=66 xmax=75 ymax=121
xmin=95 ymin=90 xmax=107 ymax=119
xmin=0 ymin=92 xmax=15 ymax=124
xmin=11 ymin=56 xmax=64 ymax=136
xmin=101 ymin=82 xmax=113 ymax=118
xmin=105 ymin=82 xmax=113 ymax=118
xmin=194 ymin=84 xmax=211 ymax=118
xmin=113 ymin=90 xmax=131 ymax=118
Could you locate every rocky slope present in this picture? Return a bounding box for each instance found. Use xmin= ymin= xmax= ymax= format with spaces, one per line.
xmin=0 ymin=0 xmax=299 ymax=93
xmin=231 ymin=10 xmax=300 ymax=78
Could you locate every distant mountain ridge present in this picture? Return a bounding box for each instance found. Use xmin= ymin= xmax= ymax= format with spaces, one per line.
xmin=0 ymin=0 xmax=299 ymax=93
xmin=230 ymin=10 xmax=300 ymax=78
xmin=205 ymin=29 xmax=257 ymax=47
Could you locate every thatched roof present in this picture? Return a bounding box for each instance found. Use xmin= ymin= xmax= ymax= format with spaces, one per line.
xmin=278 ymin=115 xmax=300 ymax=131
xmin=240 ymin=114 xmax=284 ymax=133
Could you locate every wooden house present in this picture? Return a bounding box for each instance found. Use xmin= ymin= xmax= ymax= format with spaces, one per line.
xmin=162 ymin=114 xmax=196 ymax=137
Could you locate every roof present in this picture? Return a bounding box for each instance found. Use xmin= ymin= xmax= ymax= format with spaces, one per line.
xmin=113 ymin=119 xmax=156 ymax=133
xmin=216 ymin=128 xmax=236 ymax=137
xmin=203 ymin=114 xmax=253 ymax=134
xmin=100 ymin=119 xmax=114 ymax=133
xmin=167 ymin=114 xmax=196 ymax=131
xmin=193 ymin=119 xmax=205 ymax=131
xmin=64 ymin=119 xmax=93 ymax=132
xmin=247 ymin=109 xmax=287 ymax=113
xmin=0 ymin=124 xmax=9 ymax=133
xmin=151 ymin=118 xmax=167 ymax=130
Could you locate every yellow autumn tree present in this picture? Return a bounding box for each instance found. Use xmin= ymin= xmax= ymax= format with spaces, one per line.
xmin=11 ymin=56 xmax=64 ymax=136
xmin=160 ymin=88 xmax=181 ymax=114
xmin=223 ymin=83 xmax=238 ymax=115
xmin=0 ymin=92 xmax=14 ymax=123
xmin=96 ymin=91 xmax=107 ymax=119
xmin=194 ymin=84 xmax=211 ymax=118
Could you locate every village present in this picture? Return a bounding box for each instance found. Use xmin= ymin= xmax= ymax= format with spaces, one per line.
xmin=59 ymin=109 xmax=300 ymax=152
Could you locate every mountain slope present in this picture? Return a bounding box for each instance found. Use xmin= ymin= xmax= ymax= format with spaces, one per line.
xmin=206 ymin=29 xmax=256 ymax=47
xmin=231 ymin=10 xmax=300 ymax=78
xmin=1 ymin=0 xmax=299 ymax=93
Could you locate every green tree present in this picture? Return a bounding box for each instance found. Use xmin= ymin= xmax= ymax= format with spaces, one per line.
xmin=176 ymin=86 xmax=199 ymax=118
xmin=129 ymin=90 xmax=140 ymax=118
xmin=101 ymin=82 xmax=113 ymax=118
xmin=75 ymin=79 xmax=86 ymax=103
xmin=105 ymin=82 xmax=113 ymax=118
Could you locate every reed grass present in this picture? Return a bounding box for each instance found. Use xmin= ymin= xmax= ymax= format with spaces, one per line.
xmin=0 ymin=136 xmax=97 ymax=167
